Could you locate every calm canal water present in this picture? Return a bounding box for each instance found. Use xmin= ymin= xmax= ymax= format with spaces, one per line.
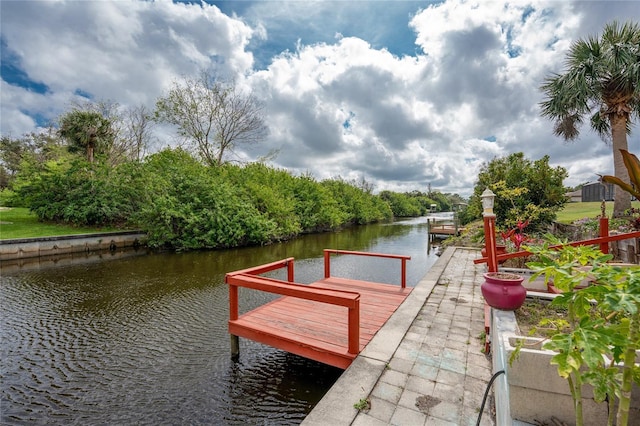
xmin=1 ymin=216 xmax=444 ymax=425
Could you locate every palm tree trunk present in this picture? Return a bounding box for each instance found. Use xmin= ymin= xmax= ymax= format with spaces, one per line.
xmin=612 ymin=114 xmax=631 ymax=217
xmin=87 ymin=144 xmax=95 ymax=164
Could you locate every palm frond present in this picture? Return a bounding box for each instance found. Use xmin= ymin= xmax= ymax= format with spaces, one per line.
xmin=540 ymin=20 xmax=640 ymax=145
xmin=590 ymin=111 xmax=611 ymax=143
xmin=620 ymin=149 xmax=640 ymax=190
xmin=553 ymin=114 xmax=582 ymax=141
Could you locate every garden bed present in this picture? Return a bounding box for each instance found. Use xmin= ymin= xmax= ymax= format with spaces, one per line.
xmin=492 ymin=300 xmax=640 ymax=425
xmin=514 ymin=298 xmax=569 ymax=337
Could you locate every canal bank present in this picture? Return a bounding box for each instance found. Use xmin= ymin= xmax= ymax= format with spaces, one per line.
xmin=302 ymin=246 xmax=495 ymax=425
xmin=0 ymin=231 xmax=146 ymax=262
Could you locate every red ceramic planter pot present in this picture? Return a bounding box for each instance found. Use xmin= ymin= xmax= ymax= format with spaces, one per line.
xmin=481 ymin=272 xmax=526 ymax=310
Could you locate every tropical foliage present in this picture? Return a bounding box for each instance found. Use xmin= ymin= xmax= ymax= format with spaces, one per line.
xmin=601 ymin=149 xmax=640 ymax=200
xmin=540 ymin=21 xmax=640 ymax=217
xmin=462 ymin=152 xmax=568 ymax=231
xmin=3 ymin=96 xmax=464 ymax=250
xmin=19 ymin=159 xmax=142 ymax=226
xmin=379 ymin=191 xmax=423 ymax=217
xmin=525 ymin=241 xmax=640 ymax=426
xmin=58 ymin=110 xmax=114 ymax=163
xmin=11 ymin=145 xmax=434 ymax=249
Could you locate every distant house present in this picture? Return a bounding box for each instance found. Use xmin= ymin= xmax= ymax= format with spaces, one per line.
xmin=565 ymin=189 xmax=582 ymax=202
xmin=581 ymin=181 xmax=615 ymax=202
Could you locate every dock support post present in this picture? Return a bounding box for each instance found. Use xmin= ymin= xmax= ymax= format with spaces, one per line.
xmin=231 ymin=335 xmax=240 ymax=361
xmin=228 ymin=279 xmax=240 ymax=360
xmin=324 ymin=250 xmax=331 ymax=278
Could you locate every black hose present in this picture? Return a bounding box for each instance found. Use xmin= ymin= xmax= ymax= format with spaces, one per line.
xmin=476 ymin=369 xmax=505 ymax=426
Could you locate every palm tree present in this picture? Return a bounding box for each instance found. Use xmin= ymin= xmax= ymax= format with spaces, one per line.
xmin=540 ymin=21 xmax=640 ymax=217
xmin=59 ymin=110 xmax=113 ymax=163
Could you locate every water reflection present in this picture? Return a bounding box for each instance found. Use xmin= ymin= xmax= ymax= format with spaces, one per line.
xmin=1 ymin=217 xmax=440 ymax=425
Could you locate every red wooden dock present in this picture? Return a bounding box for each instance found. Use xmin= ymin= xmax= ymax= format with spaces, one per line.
xmin=226 ymin=249 xmax=412 ymax=369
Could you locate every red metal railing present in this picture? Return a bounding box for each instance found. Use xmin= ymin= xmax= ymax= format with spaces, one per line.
xmin=226 ymin=273 xmax=361 ymax=354
xmin=323 ymin=249 xmax=411 ymax=288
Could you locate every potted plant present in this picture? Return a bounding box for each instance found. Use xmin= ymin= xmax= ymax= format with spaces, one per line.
xmin=482 ymin=219 xmax=531 ymax=266
xmin=482 ymin=271 xmax=526 ymax=310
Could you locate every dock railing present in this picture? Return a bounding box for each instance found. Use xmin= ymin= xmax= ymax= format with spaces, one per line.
xmin=226 ymin=257 xmax=296 ymax=281
xmin=226 ymin=273 xmax=361 ymax=355
xmin=323 ymin=249 xmax=411 ymax=288
xmin=225 ymin=257 xmax=362 ymax=356
xmin=226 ymin=250 xmax=412 ymax=361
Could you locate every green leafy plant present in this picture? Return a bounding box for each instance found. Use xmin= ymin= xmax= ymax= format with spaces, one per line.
xmin=522 ymin=239 xmax=640 ymax=426
xmin=353 ymin=398 xmax=371 ymax=411
xmin=601 ymin=149 xmax=640 ymax=201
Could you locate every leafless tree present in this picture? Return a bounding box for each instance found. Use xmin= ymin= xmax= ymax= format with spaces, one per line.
xmin=124 ymin=104 xmax=155 ymax=161
xmin=154 ymin=71 xmax=267 ymax=166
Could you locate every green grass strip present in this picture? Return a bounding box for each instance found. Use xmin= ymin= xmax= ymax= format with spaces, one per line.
xmin=555 ymin=201 xmax=640 ymax=223
xmin=0 ymin=208 xmax=119 ymax=240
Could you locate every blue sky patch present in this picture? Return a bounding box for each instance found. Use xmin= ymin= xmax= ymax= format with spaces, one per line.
xmin=1 ymin=37 xmax=49 ymax=94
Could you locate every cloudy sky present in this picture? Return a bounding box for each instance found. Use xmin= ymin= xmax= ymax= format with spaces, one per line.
xmin=1 ymin=0 xmax=639 ymax=197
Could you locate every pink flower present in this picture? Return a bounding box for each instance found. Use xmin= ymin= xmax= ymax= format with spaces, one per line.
xmin=500 ymin=219 xmax=530 ymax=252
xmin=501 ymin=228 xmax=515 ymax=242
xmin=512 ymin=233 xmax=529 ymax=251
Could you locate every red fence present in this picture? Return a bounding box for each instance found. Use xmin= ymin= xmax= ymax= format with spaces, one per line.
xmin=475 ymin=217 xmax=640 ymax=266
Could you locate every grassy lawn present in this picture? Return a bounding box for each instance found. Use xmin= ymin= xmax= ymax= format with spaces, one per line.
xmin=555 ymin=201 xmax=640 ymax=223
xmin=0 ymin=208 xmax=118 ymax=240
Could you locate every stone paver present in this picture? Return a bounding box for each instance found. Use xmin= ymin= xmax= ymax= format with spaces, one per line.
xmin=302 ymin=247 xmax=495 ymax=426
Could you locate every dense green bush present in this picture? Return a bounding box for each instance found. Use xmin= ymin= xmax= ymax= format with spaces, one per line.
xmin=18 ymin=160 xmax=140 ymax=226
xmin=464 ymin=153 xmax=568 ymax=231
xmin=379 ymin=191 xmax=423 ymax=217
xmin=131 ymin=149 xmax=277 ymax=249
xmin=219 ymin=163 xmax=302 ymax=239
xmin=288 ymin=174 xmax=347 ymax=232
xmin=13 ymin=145 xmax=428 ymax=250
xmin=220 ymin=163 xmax=348 ymax=236
xmin=321 ymin=178 xmax=392 ymax=224
xmin=0 ymin=188 xmax=22 ymax=207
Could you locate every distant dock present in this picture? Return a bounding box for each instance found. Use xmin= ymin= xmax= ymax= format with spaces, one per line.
xmin=426 ymin=213 xmax=465 ymax=241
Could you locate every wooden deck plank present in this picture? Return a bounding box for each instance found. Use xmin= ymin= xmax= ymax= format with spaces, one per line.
xmin=242 ymin=300 xmax=368 ymax=343
xmin=264 ymin=297 xmax=399 ymax=326
xmin=229 ymin=278 xmax=412 ymax=368
xmin=245 ymin=306 xmax=381 ymax=347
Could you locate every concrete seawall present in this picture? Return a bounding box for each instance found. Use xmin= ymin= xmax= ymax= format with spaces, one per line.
xmin=0 ymin=231 xmax=147 ymax=262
